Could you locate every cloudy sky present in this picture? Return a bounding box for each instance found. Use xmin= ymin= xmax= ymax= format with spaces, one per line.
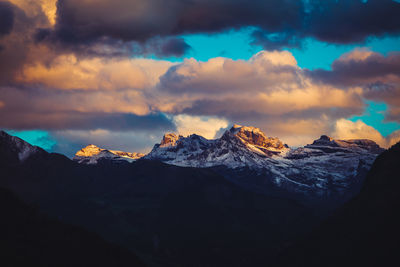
xmin=1 ymin=0 xmax=400 ymax=157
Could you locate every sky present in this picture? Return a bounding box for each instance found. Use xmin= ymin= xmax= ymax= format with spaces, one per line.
xmin=1 ymin=0 xmax=400 ymax=157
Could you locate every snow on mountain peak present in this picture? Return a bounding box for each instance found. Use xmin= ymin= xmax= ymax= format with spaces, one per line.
xmin=73 ymin=144 xmax=144 ymax=164
xmin=145 ymin=124 xmax=290 ymax=168
xmin=143 ymin=126 xmax=386 ymax=200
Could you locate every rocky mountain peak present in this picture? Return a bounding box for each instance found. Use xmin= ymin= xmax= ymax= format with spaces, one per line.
xmin=73 ymin=144 xmax=144 ymax=164
xmin=160 ymin=133 xmax=183 ymax=147
xmin=227 ymin=125 xmax=287 ymax=151
xmin=75 ymin=144 xmax=103 ymax=157
xmin=307 ymin=135 xmax=384 ymax=153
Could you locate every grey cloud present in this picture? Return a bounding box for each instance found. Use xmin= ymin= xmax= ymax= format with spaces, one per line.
xmin=308 ymin=51 xmax=400 ymax=122
xmin=42 ymin=0 xmax=400 ymax=51
xmin=308 ymin=52 xmax=400 ymax=87
xmin=0 ymin=1 xmax=14 ymax=37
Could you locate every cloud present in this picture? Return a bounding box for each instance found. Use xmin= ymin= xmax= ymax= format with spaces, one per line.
xmin=309 ymin=49 xmax=400 ymax=87
xmin=173 ymin=114 xmax=229 ymax=139
xmin=1 ymin=48 xmax=398 ymax=153
xmin=0 ymin=100 xmax=175 ymax=132
xmin=332 ymin=119 xmax=387 ymax=147
xmin=29 ymin=0 xmax=400 ymax=51
xmin=51 ymin=0 xmax=301 ymax=43
xmin=0 ymin=1 xmax=14 ymax=37
xmin=16 ymin=55 xmax=174 ymax=90
xmin=304 ymin=0 xmax=400 ymax=44
xmin=308 ymin=49 xmax=400 ymax=122
xmin=155 ymin=50 xmax=364 ymax=143
xmin=0 ymin=0 xmax=57 ymax=83
xmin=332 ymin=119 xmax=400 ymax=148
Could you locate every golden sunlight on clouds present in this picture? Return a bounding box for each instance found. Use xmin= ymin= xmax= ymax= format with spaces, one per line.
xmin=8 ymin=0 xmax=56 ymax=26
xmin=40 ymin=0 xmax=57 ymax=25
xmin=260 ymin=85 xmax=363 ymax=114
xmin=173 ymin=115 xmax=229 ymax=139
xmin=251 ymin=50 xmax=298 ymax=66
xmin=4 ymin=49 xmax=395 ymax=149
xmin=332 ymin=119 xmax=387 ymax=147
xmin=17 ymin=55 xmax=175 ymax=90
xmin=338 ymin=48 xmax=375 ymax=62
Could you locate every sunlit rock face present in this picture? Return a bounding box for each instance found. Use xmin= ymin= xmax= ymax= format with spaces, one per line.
xmin=73 ymin=144 xmax=144 ymax=164
xmin=75 ymin=144 xmax=103 ymax=157
xmin=227 ymin=124 xmax=288 ymax=155
xmin=160 ymin=133 xmax=183 ymax=147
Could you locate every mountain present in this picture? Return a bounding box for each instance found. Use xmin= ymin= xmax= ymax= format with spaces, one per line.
xmin=274 ymin=141 xmax=400 ymax=267
xmin=0 ymin=130 xmax=47 ymax=163
xmin=0 ymin=129 xmax=388 ymax=266
xmin=145 ymin=124 xmax=290 ymax=168
xmin=0 ymin=186 xmax=145 ymax=267
xmin=145 ymin=125 xmax=384 ymax=203
xmin=0 ymin=130 xmax=318 ymax=266
xmin=73 ymin=144 xmax=144 ymax=164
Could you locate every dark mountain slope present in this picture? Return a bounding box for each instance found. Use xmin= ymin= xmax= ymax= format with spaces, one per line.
xmin=0 ymin=187 xmax=145 ymax=267
xmin=274 ymin=142 xmax=400 ymax=267
xmin=0 ymin=131 xmax=318 ymax=266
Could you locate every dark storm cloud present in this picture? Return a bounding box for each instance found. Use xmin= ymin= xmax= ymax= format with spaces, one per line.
xmin=0 ymin=1 xmax=14 ymax=37
xmin=53 ymin=0 xmax=302 ymax=42
xmin=152 ymin=37 xmax=192 ymax=58
xmin=42 ymin=0 xmax=400 ymax=51
xmin=305 ymin=0 xmax=400 ymax=44
xmin=42 ymin=0 xmax=302 ymax=51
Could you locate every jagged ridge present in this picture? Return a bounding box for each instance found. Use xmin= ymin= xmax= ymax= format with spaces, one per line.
xmin=145 ymin=125 xmax=384 ymax=200
xmin=73 ymin=144 xmax=144 ymax=164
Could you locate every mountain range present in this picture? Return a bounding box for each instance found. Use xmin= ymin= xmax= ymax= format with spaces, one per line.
xmin=0 ymin=127 xmax=398 ymax=267
xmin=72 ymin=124 xmax=384 ymax=206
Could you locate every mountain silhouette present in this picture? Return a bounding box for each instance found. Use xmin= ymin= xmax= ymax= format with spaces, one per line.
xmin=0 ymin=186 xmax=145 ymax=267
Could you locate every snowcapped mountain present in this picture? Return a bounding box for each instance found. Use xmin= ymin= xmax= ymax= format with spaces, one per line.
xmin=0 ymin=130 xmax=45 ymax=162
xmin=145 ymin=125 xmax=384 ymax=201
xmin=73 ymin=144 xmax=144 ymax=164
xmin=145 ymin=124 xmax=290 ymax=168
xmin=18 ymin=122 xmax=382 ymax=202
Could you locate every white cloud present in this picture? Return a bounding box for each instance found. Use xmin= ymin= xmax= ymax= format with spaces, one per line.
xmin=173 ymin=114 xmax=229 ymax=139
xmin=331 ymin=119 xmax=400 ymax=148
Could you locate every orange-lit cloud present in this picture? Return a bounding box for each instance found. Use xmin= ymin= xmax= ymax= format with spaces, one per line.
xmin=16 ymin=55 xmax=174 ymax=90
xmin=1 ymin=49 xmax=399 ymax=149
